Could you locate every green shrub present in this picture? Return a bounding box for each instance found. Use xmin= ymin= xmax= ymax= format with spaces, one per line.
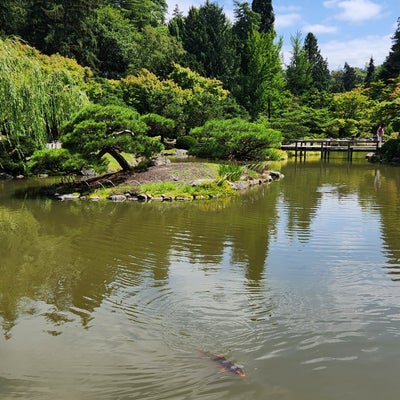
xmin=176 ymin=135 xmax=198 ymax=150
xmin=27 ymin=148 xmax=87 ymax=175
xmin=189 ymin=118 xmax=282 ymax=161
xmin=381 ymin=139 xmax=400 ymax=162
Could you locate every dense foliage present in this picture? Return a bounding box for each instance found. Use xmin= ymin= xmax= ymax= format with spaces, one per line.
xmin=0 ymin=38 xmax=89 ymax=174
xmin=189 ymin=118 xmax=282 ymax=160
xmin=62 ymin=104 xmax=163 ymax=172
xmin=0 ymin=1 xmax=399 ymax=175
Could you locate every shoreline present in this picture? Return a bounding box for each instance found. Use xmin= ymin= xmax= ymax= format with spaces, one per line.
xmin=50 ymin=162 xmax=284 ymax=202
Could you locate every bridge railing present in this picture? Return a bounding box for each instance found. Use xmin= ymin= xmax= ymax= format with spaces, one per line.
xmin=281 ymin=138 xmax=380 ymax=160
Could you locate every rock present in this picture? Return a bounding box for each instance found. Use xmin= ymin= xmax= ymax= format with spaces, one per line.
xmin=136 ymin=193 xmax=148 ymax=201
xmin=149 ymin=155 xmax=171 ymax=166
xmin=151 ymin=196 xmax=164 ymax=201
xmin=269 ymin=171 xmax=284 ymax=180
xmin=175 ymin=196 xmax=192 ymax=201
xmin=175 ymin=149 xmax=188 ymax=159
xmin=80 ymin=168 xmax=97 ymax=177
xmin=108 ymin=194 xmax=127 ymax=202
xmin=231 ymin=181 xmax=251 ymax=191
xmin=191 ymin=178 xmax=214 ymax=186
xmin=56 ymin=193 xmax=80 ymax=201
xmin=366 ymin=153 xmax=380 ymax=163
xmin=0 ymin=173 xmax=13 ymax=180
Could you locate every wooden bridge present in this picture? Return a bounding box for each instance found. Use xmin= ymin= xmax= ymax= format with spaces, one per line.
xmin=281 ymin=138 xmax=380 ymax=161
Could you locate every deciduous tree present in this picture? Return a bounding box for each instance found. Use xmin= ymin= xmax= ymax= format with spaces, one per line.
xmin=0 ymin=38 xmax=89 ymax=174
xmin=240 ymin=29 xmax=284 ymax=120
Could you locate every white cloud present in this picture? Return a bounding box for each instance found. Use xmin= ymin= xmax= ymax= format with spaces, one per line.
xmin=302 ymin=24 xmax=338 ymax=34
xmin=275 ymin=13 xmax=302 ymax=29
xmin=325 ymin=0 xmax=383 ymax=23
xmin=320 ymin=34 xmax=391 ymax=69
xmin=275 ymin=5 xmax=301 ymax=13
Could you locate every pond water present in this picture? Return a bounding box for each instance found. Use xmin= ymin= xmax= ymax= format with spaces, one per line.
xmin=1 ymin=156 xmax=400 ymax=400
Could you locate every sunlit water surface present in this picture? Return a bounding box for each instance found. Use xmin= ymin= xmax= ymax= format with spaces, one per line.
xmin=1 ymin=157 xmax=400 ymax=399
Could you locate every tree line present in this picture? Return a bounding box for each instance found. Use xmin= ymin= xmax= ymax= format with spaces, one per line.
xmin=0 ymin=0 xmax=400 ymax=176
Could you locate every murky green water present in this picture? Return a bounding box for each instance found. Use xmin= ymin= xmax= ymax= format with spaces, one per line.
xmin=1 ymin=157 xmax=400 ymax=400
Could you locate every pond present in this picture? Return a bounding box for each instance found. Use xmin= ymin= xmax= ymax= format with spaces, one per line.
xmin=1 ymin=156 xmax=400 ymax=400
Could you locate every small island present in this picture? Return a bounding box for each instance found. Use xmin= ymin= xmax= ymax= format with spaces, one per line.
xmin=50 ymin=160 xmax=284 ymax=202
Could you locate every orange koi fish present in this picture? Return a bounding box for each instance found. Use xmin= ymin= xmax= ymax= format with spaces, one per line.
xmin=198 ymin=350 xmax=246 ymax=377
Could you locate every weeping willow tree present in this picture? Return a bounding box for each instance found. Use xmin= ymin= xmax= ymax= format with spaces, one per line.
xmin=0 ymin=38 xmax=89 ymax=174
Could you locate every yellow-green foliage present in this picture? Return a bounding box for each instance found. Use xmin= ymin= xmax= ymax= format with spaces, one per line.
xmin=0 ymin=38 xmax=89 ymax=146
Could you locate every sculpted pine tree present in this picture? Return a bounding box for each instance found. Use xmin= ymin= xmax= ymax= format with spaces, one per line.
xmin=62 ymin=105 xmax=163 ymax=171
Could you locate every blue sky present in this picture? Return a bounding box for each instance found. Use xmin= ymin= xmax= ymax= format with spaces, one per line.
xmin=165 ymin=0 xmax=399 ymax=70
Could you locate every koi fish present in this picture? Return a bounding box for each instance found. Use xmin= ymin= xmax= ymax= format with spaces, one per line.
xmin=198 ymin=350 xmax=246 ymax=377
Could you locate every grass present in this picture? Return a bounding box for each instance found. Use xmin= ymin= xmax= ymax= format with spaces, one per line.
xmin=82 ymin=158 xmax=263 ymax=200
xmin=138 ymin=179 xmax=236 ymax=199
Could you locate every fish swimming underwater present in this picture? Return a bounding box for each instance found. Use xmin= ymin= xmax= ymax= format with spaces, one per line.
xmin=198 ymin=350 xmax=246 ymax=377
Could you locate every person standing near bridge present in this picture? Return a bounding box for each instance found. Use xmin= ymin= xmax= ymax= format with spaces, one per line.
xmin=376 ymin=124 xmax=385 ymax=147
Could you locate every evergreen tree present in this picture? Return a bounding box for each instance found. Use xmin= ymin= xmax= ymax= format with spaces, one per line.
xmin=251 ymin=0 xmax=274 ymax=33
xmin=364 ymin=57 xmax=375 ymax=86
xmin=286 ymin=32 xmax=312 ymax=96
xmin=177 ymin=1 xmax=237 ymax=88
xmin=232 ymin=1 xmax=260 ymax=75
xmin=303 ymin=32 xmax=330 ymax=92
xmin=94 ymin=5 xmax=139 ymax=78
xmin=379 ymin=18 xmax=400 ymax=82
xmin=114 ymin=0 xmax=167 ymax=29
xmin=23 ymin=0 xmax=99 ymax=69
xmin=0 ymin=0 xmax=28 ymax=36
xmin=343 ymin=62 xmax=356 ymax=91
xmin=168 ymin=5 xmax=185 ymax=40
xmin=22 ymin=1 xmax=52 ymax=51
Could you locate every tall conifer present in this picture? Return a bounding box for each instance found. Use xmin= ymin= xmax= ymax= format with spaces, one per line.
xmin=251 ymin=0 xmax=274 ymax=33
xmin=379 ymin=18 xmax=400 ymax=82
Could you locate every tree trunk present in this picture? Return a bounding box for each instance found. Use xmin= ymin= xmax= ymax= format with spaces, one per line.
xmin=98 ymin=146 xmax=132 ymax=171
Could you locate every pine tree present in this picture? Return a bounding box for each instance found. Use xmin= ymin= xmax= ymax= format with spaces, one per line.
xmin=232 ymin=1 xmax=260 ymax=76
xmin=379 ymin=18 xmax=400 ymax=82
xmin=117 ymin=0 xmax=167 ymax=29
xmin=251 ymin=0 xmax=274 ymax=34
xmin=178 ymin=1 xmax=237 ymax=88
xmin=303 ymin=32 xmax=330 ymax=92
xmin=364 ymin=57 xmax=375 ymax=86
xmin=343 ymin=62 xmax=356 ymax=91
